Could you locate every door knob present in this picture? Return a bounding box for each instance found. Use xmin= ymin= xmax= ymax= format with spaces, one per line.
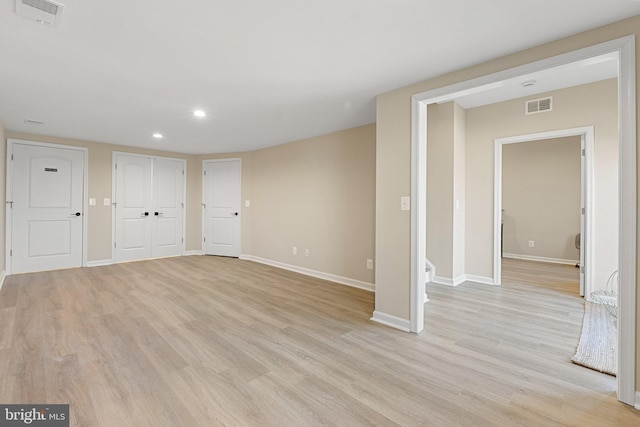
xmin=232 ymin=212 xmax=239 ymax=216
xmin=71 ymin=212 xmax=81 ymax=217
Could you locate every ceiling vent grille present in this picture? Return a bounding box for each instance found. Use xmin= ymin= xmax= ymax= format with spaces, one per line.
xmin=525 ymin=96 xmax=553 ymax=115
xmin=15 ymin=0 xmax=64 ymax=26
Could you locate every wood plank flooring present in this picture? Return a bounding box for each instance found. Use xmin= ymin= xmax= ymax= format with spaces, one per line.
xmin=0 ymin=256 xmax=638 ymax=426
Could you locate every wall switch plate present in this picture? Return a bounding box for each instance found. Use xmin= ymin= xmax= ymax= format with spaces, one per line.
xmin=89 ymin=198 xmax=96 ymax=206
xmin=400 ymin=196 xmax=410 ymax=211
xmin=245 ymin=200 xmax=250 ymax=207
xmin=103 ymin=198 xmax=111 ymax=206
xmin=292 ymin=247 xmax=297 ymax=255
xmin=366 ymin=259 xmax=374 ymax=269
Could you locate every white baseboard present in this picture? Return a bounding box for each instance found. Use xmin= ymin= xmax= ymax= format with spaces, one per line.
xmin=464 ymin=274 xmax=496 ymax=286
xmin=503 ymin=253 xmax=578 ymax=266
xmin=635 ymin=391 xmax=640 ymax=410
xmin=370 ymin=310 xmax=411 ymax=332
xmin=0 ymin=270 xmax=5 ymax=292
xmin=184 ymin=250 xmax=204 ymax=256
xmin=432 ymin=275 xmax=466 ymax=286
xmin=432 ymin=274 xmax=495 ymax=287
xmin=240 ymin=255 xmax=375 ymax=292
xmin=86 ymin=259 xmax=112 ymax=267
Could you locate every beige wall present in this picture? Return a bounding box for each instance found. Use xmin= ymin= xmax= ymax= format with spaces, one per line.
xmin=502 ymin=136 xmax=581 ymax=261
xmin=376 ymin=15 xmax=639 ymax=389
xmin=5 ymin=132 xmax=200 ymax=261
xmin=426 ymin=102 xmax=455 ymax=279
xmin=202 ymin=125 xmax=376 ymax=285
xmin=5 ymin=123 xmax=375 ymax=288
xmin=452 ymin=102 xmax=466 ymax=280
xmin=465 ymin=79 xmax=618 ymax=290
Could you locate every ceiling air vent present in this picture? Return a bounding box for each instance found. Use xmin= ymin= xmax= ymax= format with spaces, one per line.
xmin=525 ymin=96 xmax=553 ymax=115
xmin=15 ymin=0 xmax=64 ymax=26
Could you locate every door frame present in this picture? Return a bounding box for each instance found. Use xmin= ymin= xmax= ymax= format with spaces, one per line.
xmin=111 ymin=152 xmax=187 ymax=262
xmin=410 ymin=35 xmax=636 ymax=405
xmin=493 ymin=127 xmax=594 ymax=297
xmin=5 ymin=139 xmax=88 ymax=275
xmin=201 ymin=158 xmax=242 ymax=256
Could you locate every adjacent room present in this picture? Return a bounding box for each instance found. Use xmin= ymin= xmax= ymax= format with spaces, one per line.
xmin=1 ymin=1 xmax=640 ymax=425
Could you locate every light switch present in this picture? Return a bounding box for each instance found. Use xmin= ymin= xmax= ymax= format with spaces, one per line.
xmin=400 ymin=196 xmax=410 ymax=211
xmin=245 ymin=200 xmax=250 ymax=207
xmin=89 ymin=198 xmax=96 ymax=206
xmin=103 ymin=198 xmax=111 ymax=206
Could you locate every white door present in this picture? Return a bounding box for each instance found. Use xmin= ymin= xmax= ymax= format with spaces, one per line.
xmin=10 ymin=143 xmax=85 ymax=274
xmin=113 ymin=154 xmax=184 ymax=262
xmin=203 ymin=159 xmax=241 ymax=257
xmin=152 ymin=158 xmax=184 ymax=258
xmin=114 ymin=154 xmax=153 ymax=262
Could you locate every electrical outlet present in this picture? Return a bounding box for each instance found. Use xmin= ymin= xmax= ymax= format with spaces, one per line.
xmin=304 ymin=249 xmax=309 ymax=257
xmin=292 ymin=246 xmax=297 ymax=255
xmin=366 ymin=259 xmax=374 ymax=269
xmin=528 ymin=240 xmax=535 ymax=247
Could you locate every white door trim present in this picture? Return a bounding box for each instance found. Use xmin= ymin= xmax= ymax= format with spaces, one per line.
xmin=111 ymin=152 xmax=187 ymax=262
xmin=493 ymin=127 xmax=594 ymax=297
xmin=5 ymin=139 xmax=88 ymax=275
xmin=409 ymin=35 xmax=636 ymax=405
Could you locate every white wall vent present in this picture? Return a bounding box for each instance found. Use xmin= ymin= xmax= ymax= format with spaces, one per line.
xmin=525 ymin=96 xmax=553 ymax=115
xmin=15 ymin=0 xmax=64 ymax=26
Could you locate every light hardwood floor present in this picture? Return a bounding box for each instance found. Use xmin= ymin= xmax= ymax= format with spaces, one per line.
xmin=0 ymin=256 xmax=638 ymax=426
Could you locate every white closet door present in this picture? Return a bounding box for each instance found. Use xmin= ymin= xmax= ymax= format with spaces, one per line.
xmin=114 ymin=154 xmax=184 ymax=262
xmin=114 ymin=154 xmax=153 ymax=262
xmin=11 ymin=143 xmax=84 ymax=273
xmin=152 ymin=158 xmax=184 ymax=258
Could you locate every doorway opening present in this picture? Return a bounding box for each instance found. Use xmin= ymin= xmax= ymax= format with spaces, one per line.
xmin=411 ymin=37 xmax=636 ymax=405
xmin=494 ymin=127 xmax=603 ymax=302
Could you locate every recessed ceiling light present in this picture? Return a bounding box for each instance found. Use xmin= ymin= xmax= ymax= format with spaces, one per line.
xmin=152 ymin=133 xmax=163 ymax=139
xmin=193 ymin=110 xmax=206 ymax=118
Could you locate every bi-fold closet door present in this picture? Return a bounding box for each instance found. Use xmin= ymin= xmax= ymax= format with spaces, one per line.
xmin=113 ymin=153 xmax=185 ymax=263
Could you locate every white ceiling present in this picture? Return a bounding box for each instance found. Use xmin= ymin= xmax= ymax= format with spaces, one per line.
xmin=1 ymin=1 xmax=639 ymax=154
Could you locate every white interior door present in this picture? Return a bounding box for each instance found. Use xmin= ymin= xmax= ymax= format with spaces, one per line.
xmin=152 ymin=158 xmax=184 ymax=258
xmin=10 ymin=142 xmax=84 ymax=274
xmin=203 ymin=159 xmax=241 ymax=257
xmin=114 ymin=154 xmax=153 ymax=262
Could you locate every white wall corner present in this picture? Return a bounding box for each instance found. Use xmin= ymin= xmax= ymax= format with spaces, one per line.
xmin=370 ymin=310 xmax=411 ymax=332
xmin=0 ymin=270 xmax=5 ymax=292
xmin=453 ymin=275 xmax=466 ymax=286
xmin=86 ymin=259 xmax=112 ymax=268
